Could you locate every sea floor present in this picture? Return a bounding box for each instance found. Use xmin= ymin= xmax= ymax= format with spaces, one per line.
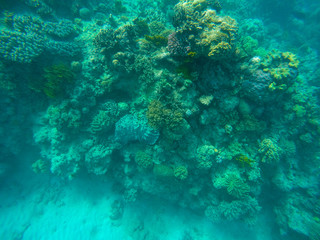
xmin=0 ymin=155 xmax=274 ymax=240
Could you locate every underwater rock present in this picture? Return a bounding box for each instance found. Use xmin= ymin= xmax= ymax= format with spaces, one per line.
xmin=115 ymin=114 xmax=159 ymax=145
xmin=242 ymin=70 xmax=273 ymax=103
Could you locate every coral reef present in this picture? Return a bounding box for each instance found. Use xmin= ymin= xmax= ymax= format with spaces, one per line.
xmin=1 ymin=0 xmax=319 ymax=237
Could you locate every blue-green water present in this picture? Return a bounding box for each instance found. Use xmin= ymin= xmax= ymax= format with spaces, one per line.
xmin=0 ymin=0 xmax=319 ymax=239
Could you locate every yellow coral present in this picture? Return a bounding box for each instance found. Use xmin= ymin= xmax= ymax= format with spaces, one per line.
xmin=234 ymin=154 xmax=254 ymax=167
xmin=199 ymin=95 xmax=213 ymax=105
xmin=269 ymin=67 xmax=291 ymax=80
xmin=282 ymin=52 xmax=299 ymax=68
xmin=144 ymin=35 xmax=168 ymax=47
xmin=208 ymin=41 xmax=232 ymax=58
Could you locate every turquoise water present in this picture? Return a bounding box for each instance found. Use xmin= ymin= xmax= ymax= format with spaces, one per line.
xmin=0 ymin=0 xmax=320 ymax=239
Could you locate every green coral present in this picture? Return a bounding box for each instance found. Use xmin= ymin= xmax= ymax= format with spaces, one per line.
xmin=196 ymin=145 xmax=217 ymax=169
xmin=90 ymin=110 xmax=116 ymax=134
xmin=214 ymin=173 xmax=250 ymax=199
xmin=293 ymin=104 xmax=306 ymax=118
xmin=144 ymin=35 xmax=168 ymax=47
xmin=135 ymin=151 xmax=153 ymax=169
xmin=219 ymin=196 xmax=260 ymax=221
xmin=233 ymin=154 xmax=254 ymax=167
xmin=32 ymin=159 xmax=49 ymax=173
xmin=174 ymin=165 xmax=188 ymax=180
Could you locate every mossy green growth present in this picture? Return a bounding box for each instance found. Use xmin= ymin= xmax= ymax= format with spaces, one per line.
xmin=176 ymin=63 xmax=193 ymax=80
xmin=144 ymin=35 xmax=168 ymax=47
xmin=233 ymin=154 xmax=254 ymax=167
xmin=293 ymin=104 xmax=306 ymax=118
xmin=133 ymin=18 xmax=150 ymax=36
xmin=43 ymin=64 xmax=75 ymax=98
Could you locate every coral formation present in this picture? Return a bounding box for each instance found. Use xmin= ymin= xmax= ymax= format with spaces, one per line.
xmin=173 ymin=165 xmax=188 ymax=180
xmin=258 ymin=138 xmax=281 ymax=164
xmin=115 ymin=114 xmax=159 ymax=145
xmin=1 ymin=0 xmax=319 ymax=238
xmin=261 ymin=50 xmax=299 ymax=91
xmin=196 ymin=145 xmax=217 ymax=169
xmin=135 ymin=151 xmax=153 ymax=169
xmin=214 ymin=173 xmax=250 ymax=199
xmin=171 ymin=0 xmax=238 ymax=60
xmin=85 ymin=144 xmax=114 ymax=175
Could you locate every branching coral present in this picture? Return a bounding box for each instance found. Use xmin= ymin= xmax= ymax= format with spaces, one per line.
xmin=0 ymin=14 xmax=79 ymax=63
xmin=214 ymin=173 xmax=250 ymax=199
xmin=258 ymin=138 xmax=281 ymax=164
xmin=261 ymin=50 xmax=299 ymax=91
